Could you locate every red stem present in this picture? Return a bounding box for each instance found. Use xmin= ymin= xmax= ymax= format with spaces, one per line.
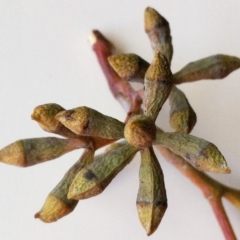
xmin=157 ymin=146 xmax=236 ymax=240
xmin=90 ymin=30 xmax=239 ymax=239
xmin=91 ymin=30 xmax=142 ymax=116
xmin=209 ymin=198 xmax=236 ymax=240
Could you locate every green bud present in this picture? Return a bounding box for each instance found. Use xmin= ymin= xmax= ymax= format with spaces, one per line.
xmin=108 ymin=54 xmax=149 ymax=83
xmin=154 ymin=131 xmax=230 ymax=173
xmin=68 ymin=142 xmax=138 ymax=200
xmin=35 ymin=149 xmax=94 ymax=222
xmin=0 ymin=137 xmax=85 ymax=167
xmin=31 ymin=103 xmax=80 ymax=138
xmin=169 ymin=86 xmax=197 ymax=133
xmin=144 ymin=51 xmax=173 ymax=121
xmin=55 ymin=106 xmax=125 ymax=139
xmin=144 ymin=7 xmax=173 ymax=62
xmin=174 ymin=54 xmax=240 ymax=84
xmin=137 ymin=147 xmax=167 ymax=235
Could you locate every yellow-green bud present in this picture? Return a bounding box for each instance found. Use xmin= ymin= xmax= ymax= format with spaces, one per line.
xmin=124 ymin=115 xmax=156 ymax=148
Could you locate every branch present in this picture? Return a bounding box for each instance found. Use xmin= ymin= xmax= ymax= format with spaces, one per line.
xmin=91 ymin=30 xmax=240 ymax=239
xmin=156 ymin=145 xmax=237 ymax=240
xmin=89 ymin=30 xmax=142 ymax=119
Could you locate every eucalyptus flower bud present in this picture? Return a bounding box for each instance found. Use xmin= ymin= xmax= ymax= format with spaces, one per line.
xmin=32 ymin=104 xmax=115 ymax=150
xmin=108 ymin=54 xmax=149 ymax=83
xmin=169 ymin=86 xmax=197 ymax=133
xmin=137 ymin=147 xmax=167 ymax=235
xmin=0 ymin=137 xmax=85 ymax=167
xmin=144 ymin=7 xmax=173 ymax=62
xmin=124 ymin=115 xmax=156 ymax=148
xmin=35 ymin=149 xmax=94 ymax=222
xmin=31 ymin=103 xmax=80 ymax=138
xmin=55 ymin=106 xmax=125 ymax=139
xmin=144 ymin=51 xmax=173 ymax=121
xmin=68 ymin=142 xmax=138 ymax=200
xmin=154 ymin=131 xmax=231 ymax=173
xmin=174 ymin=54 xmax=240 ymax=84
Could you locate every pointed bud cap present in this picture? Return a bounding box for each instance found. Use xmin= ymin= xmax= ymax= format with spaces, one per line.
xmin=144 ymin=7 xmax=173 ymax=62
xmin=124 ymin=115 xmax=156 ymax=148
xmin=108 ymin=54 xmax=149 ymax=83
xmin=169 ymin=86 xmax=197 ymax=133
xmin=144 ymin=7 xmax=163 ymax=32
xmin=145 ymin=51 xmax=171 ymax=82
xmin=31 ymin=103 xmax=79 ymax=138
xmin=31 ymin=103 xmax=65 ymax=133
xmin=35 ymin=194 xmax=73 ymax=223
xmin=35 ymin=149 xmax=94 ymax=222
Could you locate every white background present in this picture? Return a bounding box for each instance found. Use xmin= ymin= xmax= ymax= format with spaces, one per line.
xmin=0 ymin=1 xmax=240 ymax=239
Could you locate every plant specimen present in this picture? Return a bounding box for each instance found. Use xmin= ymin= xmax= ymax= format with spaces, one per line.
xmin=0 ymin=6 xmax=240 ymax=239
